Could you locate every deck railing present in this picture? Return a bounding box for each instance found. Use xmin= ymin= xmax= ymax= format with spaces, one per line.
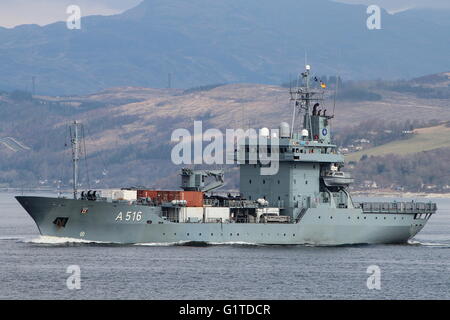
xmin=203 ymin=199 xmax=285 ymax=209
xmin=354 ymin=202 xmax=437 ymax=214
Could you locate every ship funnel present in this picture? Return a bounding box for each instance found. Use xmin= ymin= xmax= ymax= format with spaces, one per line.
xmin=279 ymin=122 xmax=290 ymax=138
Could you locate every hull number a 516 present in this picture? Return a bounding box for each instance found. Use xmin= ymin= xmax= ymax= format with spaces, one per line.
xmin=115 ymin=211 xmax=142 ymax=222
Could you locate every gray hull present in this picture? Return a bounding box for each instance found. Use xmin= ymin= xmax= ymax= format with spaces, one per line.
xmin=16 ymin=196 xmax=430 ymax=245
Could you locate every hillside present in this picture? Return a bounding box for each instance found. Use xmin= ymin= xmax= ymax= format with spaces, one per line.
xmin=345 ymin=124 xmax=450 ymax=162
xmin=1 ymin=0 xmax=450 ymax=94
xmin=0 ymin=74 xmax=449 ymax=191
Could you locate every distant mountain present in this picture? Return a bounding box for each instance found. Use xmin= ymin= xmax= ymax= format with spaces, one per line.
xmin=0 ymin=0 xmax=449 ymax=95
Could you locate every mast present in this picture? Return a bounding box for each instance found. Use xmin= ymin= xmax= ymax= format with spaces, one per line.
xmin=70 ymin=121 xmax=81 ymax=200
xmin=289 ymin=65 xmax=325 ymax=140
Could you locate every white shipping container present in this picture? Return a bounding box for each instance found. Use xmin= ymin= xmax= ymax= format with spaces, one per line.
xmin=116 ymin=190 xmax=137 ymax=201
xmin=204 ymin=207 xmax=230 ymax=222
xmin=101 ymin=189 xmax=137 ymax=201
xmin=179 ymin=207 xmax=204 ymax=223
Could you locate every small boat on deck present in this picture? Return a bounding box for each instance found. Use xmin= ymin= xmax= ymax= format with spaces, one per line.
xmin=322 ymin=171 xmax=354 ymax=187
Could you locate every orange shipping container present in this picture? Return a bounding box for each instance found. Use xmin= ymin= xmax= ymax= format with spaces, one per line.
xmin=137 ymin=190 xmax=203 ymax=207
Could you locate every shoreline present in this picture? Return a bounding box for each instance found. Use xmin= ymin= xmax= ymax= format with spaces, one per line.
xmin=351 ymin=190 xmax=450 ymax=199
xmin=2 ymin=188 xmax=450 ymax=199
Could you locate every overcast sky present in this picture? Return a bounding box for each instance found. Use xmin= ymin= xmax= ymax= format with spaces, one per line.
xmin=0 ymin=0 xmax=448 ymax=28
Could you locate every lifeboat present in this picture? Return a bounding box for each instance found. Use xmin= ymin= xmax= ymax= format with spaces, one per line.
xmin=322 ymin=171 xmax=354 ymax=187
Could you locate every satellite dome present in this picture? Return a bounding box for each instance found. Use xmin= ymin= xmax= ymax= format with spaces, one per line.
xmin=301 ymin=129 xmax=309 ymax=137
xmin=260 ymin=127 xmax=270 ymax=137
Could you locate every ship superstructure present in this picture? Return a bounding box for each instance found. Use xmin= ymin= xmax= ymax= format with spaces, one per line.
xmin=16 ymin=65 xmax=437 ymax=245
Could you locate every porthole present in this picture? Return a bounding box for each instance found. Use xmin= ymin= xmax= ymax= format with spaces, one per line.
xmin=211 ymin=233 xmax=213 ymax=236
xmin=187 ymin=233 xmax=190 ymax=236
xmin=199 ymin=233 xmax=202 ymax=236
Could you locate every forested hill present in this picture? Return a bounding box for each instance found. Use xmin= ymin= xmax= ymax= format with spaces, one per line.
xmin=0 ymin=73 xmax=449 ymax=192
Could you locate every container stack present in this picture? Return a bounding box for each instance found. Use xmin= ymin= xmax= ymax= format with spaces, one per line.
xmin=136 ymin=190 xmax=203 ymax=207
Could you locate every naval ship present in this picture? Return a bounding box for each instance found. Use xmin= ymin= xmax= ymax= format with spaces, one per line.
xmin=16 ymin=65 xmax=437 ymax=245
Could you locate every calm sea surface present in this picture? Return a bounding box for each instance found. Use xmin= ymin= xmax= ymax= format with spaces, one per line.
xmin=0 ymin=192 xmax=449 ymax=300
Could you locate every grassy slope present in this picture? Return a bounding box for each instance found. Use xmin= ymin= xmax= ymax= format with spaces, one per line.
xmin=345 ymin=124 xmax=450 ymax=162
